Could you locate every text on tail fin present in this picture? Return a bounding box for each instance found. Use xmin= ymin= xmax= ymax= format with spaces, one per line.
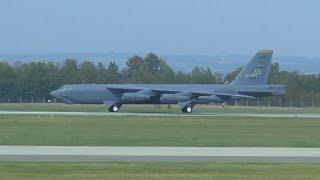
xmin=231 ymin=50 xmax=273 ymax=85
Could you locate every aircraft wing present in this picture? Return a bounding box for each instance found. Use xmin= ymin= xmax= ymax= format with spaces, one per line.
xmin=237 ymin=90 xmax=273 ymax=96
xmin=152 ymin=90 xmax=212 ymax=98
xmin=214 ymin=93 xmax=255 ymax=100
xmin=106 ymin=87 xmax=212 ymax=98
xmin=106 ymin=86 xmax=258 ymax=101
xmin=106 ymin=87 xmax=141 ymax=93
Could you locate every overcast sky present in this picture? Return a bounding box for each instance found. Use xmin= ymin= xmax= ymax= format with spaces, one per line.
xmin=0 ymin=0 xmax=319 ymax=56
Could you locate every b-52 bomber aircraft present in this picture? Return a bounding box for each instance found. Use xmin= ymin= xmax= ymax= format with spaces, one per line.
xmin=50 ymin=50 xmax=287 ymax=113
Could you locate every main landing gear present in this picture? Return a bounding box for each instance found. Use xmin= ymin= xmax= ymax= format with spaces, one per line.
xmin=103 ymin=100 xmax=122 ymax=112
xmin=181 ymin=104 xmax=193 ymax=113
xmin=108 ymin=104 xmax=120 ymax=112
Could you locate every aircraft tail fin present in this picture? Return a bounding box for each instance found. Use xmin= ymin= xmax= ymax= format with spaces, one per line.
xmin=231 ymin=50 xmax=273 ymax=85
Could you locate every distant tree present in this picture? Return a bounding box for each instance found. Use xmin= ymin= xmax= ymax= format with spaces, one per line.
xmin=60 ymin=59 xmax=79 ymax=84
xmin=143 ymin=53 xmax=161 ymax=83
xmin=268 ymin=62 xmax=279 ymax=84
xmin=14 ymin=62 xmax=60 ymax=99
xmin=96 ymin=63 xmax=108 ymax=83
xmin=106 ymin=62 xmax=121 ymax=83
xmin=191 ymin=66 xmax=217 ymax=84
xmin=123 ymin=55 xmax=144 ymax=82
xmin=224 ymin=67 xmax=242 ymax=84
xmin=158 ymin=59 xmax=176 ymax=83
xmin=1 ymin=53 xmax=320 ymax=102
xmin=123 ymin=53 xmax=167 ymax=83
xmin=78 ymin=61 xmax=97 ymax=84
xmin=0 ymin=62 xmax=15 ymax=99
xmin=268 ymin=62 xmax=291 ymax=84
xmin=215 ymin=72 xmax=224 ymax=84
xmin=286 ymin=72 xmax=304 ymax=100
xmin=175 ymin=70 xmax=191 ymax=84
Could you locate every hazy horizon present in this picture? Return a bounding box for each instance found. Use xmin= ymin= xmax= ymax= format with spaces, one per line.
xmin=1 ymin=0 xmax=319 ymax=57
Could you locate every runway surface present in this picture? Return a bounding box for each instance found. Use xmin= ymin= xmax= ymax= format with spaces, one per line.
xmin=1 ymin=111 xmax=320 ymax=118
xmin=0 ymin=146 xmax=320 ymax=162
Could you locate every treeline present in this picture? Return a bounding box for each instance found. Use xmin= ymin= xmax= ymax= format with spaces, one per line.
xmin=0 ymin=53 xmax=221 ymax=99
xmin=224 ymin=63 xmax=320 ymax=101
xmin=1 ymin=52 xmax=320 ymax=101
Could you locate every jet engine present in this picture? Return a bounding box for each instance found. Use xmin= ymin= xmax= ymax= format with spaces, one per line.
xmin=196 ymin=95 xmax=223 ymax=103
xmin=122 ymin=92 xmax=151 ymax=103
xmin=160 ymin=94 xmax=190 ymax=104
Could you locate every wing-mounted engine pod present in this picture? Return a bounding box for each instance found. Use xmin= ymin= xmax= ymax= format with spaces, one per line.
xmin=122 ymin=92 xmax=151 ymax=103
xmin=160 ymin=94 xmax=190 ymax=104
xmin=196 ymin=95 xmax=223 ymax=104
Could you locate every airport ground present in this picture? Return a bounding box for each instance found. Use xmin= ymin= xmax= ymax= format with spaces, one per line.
xmin=1 ymin=162 xmax=320 ymax=180
xmin=0 ymin=115 xmax=320 ymax=147
xmin=0 ymin=103 xmax=320 ymax=179
xmin=0 ymin=103 xmax=320 ymax=114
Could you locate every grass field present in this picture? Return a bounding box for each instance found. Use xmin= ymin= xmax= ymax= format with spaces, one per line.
xmin=1 ymin=105 xmax=320 ymax=179
xmin=1 ymin=162 xmax=320 ymax=180
xmin=0 ymin=103 xmax=320 ymax=114
xmin=0 ymin=115 xmax=320 ymax=147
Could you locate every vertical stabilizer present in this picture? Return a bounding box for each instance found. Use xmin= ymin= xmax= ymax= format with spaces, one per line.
xmin=231 ymin=50 xmax=272 ymax=85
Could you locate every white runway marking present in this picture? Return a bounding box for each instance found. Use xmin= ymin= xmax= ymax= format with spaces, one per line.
xmin=0 ymin=146 xmax=320 ymax=162
xmin=0 ymin=111 xmax=320 ymax=118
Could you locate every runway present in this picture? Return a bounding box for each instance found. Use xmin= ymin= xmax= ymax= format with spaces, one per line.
xmin=1 ymin=111 xmax=320 ymax=118
xmin=0 ymin=146 xmax=320 ymax=162
xmin=1 ymin=111 xmax=319 ymax=162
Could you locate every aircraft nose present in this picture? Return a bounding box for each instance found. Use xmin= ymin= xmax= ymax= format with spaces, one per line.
xmin=50 ymin=90 xmax=60 ymax=98
xmin=50 ymin=91 xmax=57 ymax=97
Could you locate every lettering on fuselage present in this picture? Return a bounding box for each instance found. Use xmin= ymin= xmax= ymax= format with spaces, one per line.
xmin=245 ymin=68 xmax=262 ymax=78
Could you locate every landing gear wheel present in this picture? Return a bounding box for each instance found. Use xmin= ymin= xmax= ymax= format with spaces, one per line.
xmin=182 ymin=105 xmax=193 ymax=113
xmin=108 ymin=105 xmax=120 ymax=112
xmin=186 ymin=106 xmax=192 ymax=113
xmin=222 ymin=102 xmax=228 ymax=108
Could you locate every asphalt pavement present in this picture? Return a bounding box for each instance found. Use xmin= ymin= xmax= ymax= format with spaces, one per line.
xmin=0 ymin=146 xmax=320 ymax=162
xmin=1 ymin=111 xmax=320 ymax=118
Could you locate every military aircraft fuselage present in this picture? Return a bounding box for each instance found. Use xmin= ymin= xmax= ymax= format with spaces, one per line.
xmin=50 ymin=50 xmax=287 ymax=113
xmin=50 ymin=83 xmax=286 ymax=105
